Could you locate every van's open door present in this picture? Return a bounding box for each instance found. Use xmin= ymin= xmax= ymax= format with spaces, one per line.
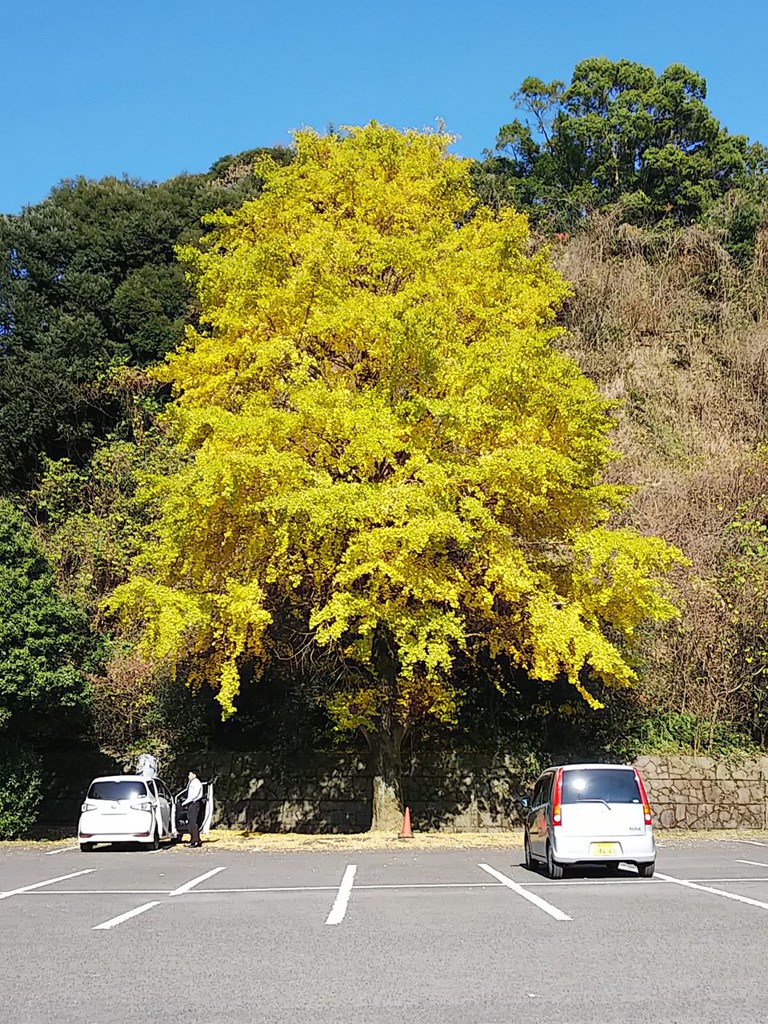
xmin=174 ymin=786 xmax=189 ymax=836
xmin=172 ymin=782 xmax=213 ymax=837
xmin=201 ymin=781 xmax=214 ymax=835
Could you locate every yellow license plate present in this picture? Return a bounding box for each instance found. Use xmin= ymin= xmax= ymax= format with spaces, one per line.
xmin=591 ymin=842 xmax=619 ymax=856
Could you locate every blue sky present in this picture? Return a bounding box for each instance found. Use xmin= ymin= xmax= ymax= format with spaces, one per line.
xmin=3 ymin=0 xmax=767 ymax=213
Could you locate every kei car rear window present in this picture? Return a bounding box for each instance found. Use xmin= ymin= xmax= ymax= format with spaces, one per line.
xmin=87 ymin=780 xmax=148 ymax=801
xmin=561 ymin=769 xmax=640 ymax=804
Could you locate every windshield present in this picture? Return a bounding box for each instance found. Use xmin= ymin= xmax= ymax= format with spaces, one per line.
xmin=561 ymin=769 xmax=641 ymax=805
xmin=87 ymin=780 xmax=148 ymax=801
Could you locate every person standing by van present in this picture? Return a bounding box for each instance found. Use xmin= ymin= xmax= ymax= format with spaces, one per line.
xmin=182 ymin=770 xmax=204 ymax=848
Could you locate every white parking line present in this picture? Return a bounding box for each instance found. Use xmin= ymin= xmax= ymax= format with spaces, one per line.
xmin=25 ymin=889 xmax=170 ymax=895
xmin=168 ymin=867 xmax=226 ymax=896
xmin=525 ymin=878 xmax=654 ymax=887
xmin=478 ymin=864 xmax=571 ymax=921
xmin=356 ymin=882 xmax=503 ymax=890
xmin=656 ymin=872 xmax=768 ymax=911
xmin=693 ymin=878 xmax=768 ymax=883
xmin=735 ymin=860 xmax=768 ymax=869
xmin=17 ymin=877 xmax=768 ymax=893
xmin=734 ymin=840 xmax=768 ymax=847
xmin=44 ymin=846 xmax=79 ymax=856
xmin=0 ymin=869 xmax=95 ymax=900
xmin=93 ymin=902 xmax=162 ymax=930
xmin=15 ymin=876 xmax=768 ymax=899
xmin=325 ymin=864 xmax=357 ymax=925
xmin=17 ymin=883 xmax=497 ymax=896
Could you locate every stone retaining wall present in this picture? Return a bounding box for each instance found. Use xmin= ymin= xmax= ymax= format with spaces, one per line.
xmin=634 ymin=755 xmax=768 ymax=829
xmin=38 ymin=751 xmax=768 ymax=832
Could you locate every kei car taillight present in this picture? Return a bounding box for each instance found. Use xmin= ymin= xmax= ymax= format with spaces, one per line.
xmin=634 ymin=769 xmax=653 ymax=826
xmin=131 ymin=801 xmax=153 ymax=812
xmin=81 ymin=802 xmax=96 ymax=812
xmin=552 ymin=767 xmax=563 ymax=826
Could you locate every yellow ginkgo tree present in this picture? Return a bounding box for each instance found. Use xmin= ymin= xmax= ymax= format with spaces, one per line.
xmin=109 ymin=123 xmax=684 ymax=829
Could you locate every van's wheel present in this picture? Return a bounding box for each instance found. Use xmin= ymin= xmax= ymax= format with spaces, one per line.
xmin=524 ymin=833 xmax=534 ymax=870
xmin=546 ymin=842 xmax=564 ymax=880
xmin=80 ymin=842 xmax=94 ymax=853
xmin=638 ymin=860 xmax=655 ymax=878
xmin=148 ymin=827 xmax=160 ymax=852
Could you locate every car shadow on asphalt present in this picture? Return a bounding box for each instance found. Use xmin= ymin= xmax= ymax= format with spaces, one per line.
xmin=516 ymin=861 xmax=639 ymax=879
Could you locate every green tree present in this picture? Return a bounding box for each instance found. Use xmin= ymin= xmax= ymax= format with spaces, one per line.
xmin=109 ymin=124 xmax=683 ymax=828
xmin=476 ymin=58 xmax=758 ymax=230
xmin=0 ymin=149 xmax=291 ymax=493
xmin=0 ymin=499 xmax=93 ymax=742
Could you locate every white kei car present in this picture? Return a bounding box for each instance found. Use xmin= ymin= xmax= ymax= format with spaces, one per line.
xmin=78 ymin=775 xmax=213 ymax=851
xmin=521 ymin=763 xmax=656 ymax=878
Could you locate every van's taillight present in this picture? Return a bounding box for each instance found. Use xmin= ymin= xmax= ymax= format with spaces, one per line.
xmin=552 ymin=767 xmax=563 ymax=826
xmin=634 ymin=769 xmax=653 ymax=826
xmin=81 ymin=802 xmax=96 ymax=812
xmin=131 ymin=801 xmax=153 ymax=812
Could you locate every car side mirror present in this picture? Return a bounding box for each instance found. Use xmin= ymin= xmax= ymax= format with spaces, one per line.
xmin=520 ymin=797 xmax=530 ymax=810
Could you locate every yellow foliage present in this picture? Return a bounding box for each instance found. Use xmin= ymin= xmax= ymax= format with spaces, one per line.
xmin=108 ymin=123 xmax=684 ymax=724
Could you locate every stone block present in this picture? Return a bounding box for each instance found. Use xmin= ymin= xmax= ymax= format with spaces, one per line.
xmin=731 ymin=766 xmax=761 ymax=782
xmin=753 ymin=805 xmax=766 ymax=828
xmin=657 ymin=807 xmax=677 ymax=828
xmin=685 ymin=759 xmax=716 ymax=781
xmin=665 ymin=757 xmax=694 ymax=780
xmin=633 ymin=755 xmax=655 ymax=772
xmin=645 ymin=780 xmax=674 ymax=801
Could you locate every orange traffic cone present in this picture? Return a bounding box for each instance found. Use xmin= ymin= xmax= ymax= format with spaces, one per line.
xmin=399 ymin=806 xmax=413 ymax=839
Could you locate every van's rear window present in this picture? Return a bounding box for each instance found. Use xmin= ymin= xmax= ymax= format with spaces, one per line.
xmin=561 ymin=769 xmax=640 ymax=804
xmin=88 ymin=781 xmax=148 ymax=801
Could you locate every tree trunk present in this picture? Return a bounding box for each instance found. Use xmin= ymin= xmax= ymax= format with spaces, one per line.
xmin=369 ymin=727 xmax=404 ymax=832
xmin=368 ymin=623 xmax=406 ymax=832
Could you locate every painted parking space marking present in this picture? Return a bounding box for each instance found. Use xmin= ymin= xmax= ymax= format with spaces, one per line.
xmin=15 ymin=883 xmax=509 ymax=897
xmin=25 ymin=889 xmax=170 ymax=895
xmin=525 ymin=878 xmax=656 ymax=887
xmin=355 ymin=882 xmax=503 ymax=890
xmin=44 ymin=846 xmax=80 ymax=856
xmin=15 ymin=875 xmax=768 ymax=898
xmin=93 ymin=901 xmax=162 ymax=930
xmin=0 ymin=869 xmax=95 ymax=900
xmin=192 ymin=885 xmax=339 ymax=893
xmin=692 ymin=877 xmax=768 ymax=883
xmin=528 ymin=876 xmax=768 ymax=887
xmin=18 ymin=882 xmax=502 ymax=896
xmin=168 ymin=866 xmax=226 ymax=896
xmin=656 ymin=872 xmax=768 ymax=911
xmin=326 ymin=864 xmax=357 ymax=925
xmin=478 ymin=863 xmax=571 ymax=921
xmin=9 ymin=851 xmax=768 ymax=937
xmin=734 ymin=840 xmax=768 ymax=848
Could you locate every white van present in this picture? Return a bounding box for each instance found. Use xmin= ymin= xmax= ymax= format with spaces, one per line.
xmin=522 ymin=763 xmax=656 ymax=879
xmin=78 ymin=775 xmax=214 ymax=851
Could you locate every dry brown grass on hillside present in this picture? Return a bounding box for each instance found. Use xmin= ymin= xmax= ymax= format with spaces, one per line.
xmin=553 ymin=213 xmax=768 ymax=736
xmin=558 ymin=218 xmax=768 ymax=470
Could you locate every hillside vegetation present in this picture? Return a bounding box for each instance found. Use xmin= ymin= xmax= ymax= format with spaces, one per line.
xmin=558 ymin=210 xmax=768 ymax=749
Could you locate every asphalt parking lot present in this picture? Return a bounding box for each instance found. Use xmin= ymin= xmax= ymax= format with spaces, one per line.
xmin=3 ymin=839 xmax=768 ymax=1024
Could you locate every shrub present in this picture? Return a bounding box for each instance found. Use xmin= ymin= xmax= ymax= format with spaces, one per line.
xmin=0 ymin=743 xmax=44 ymax=840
